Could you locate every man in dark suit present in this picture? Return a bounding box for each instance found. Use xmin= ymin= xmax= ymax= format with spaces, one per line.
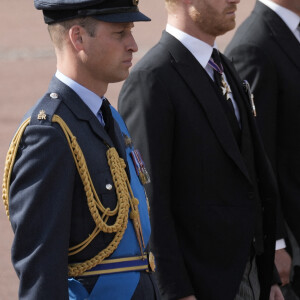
xmin=225 ymin=0 xmax=300 ymax=298
xmin=2 ymin=0 xmax=161 ymax=299
xmin=118 ymin=0 xmax=284 ymax=299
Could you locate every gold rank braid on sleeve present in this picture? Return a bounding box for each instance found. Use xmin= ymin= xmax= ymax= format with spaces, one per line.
xmin=2 ymin=114 xmax=145 ymax=277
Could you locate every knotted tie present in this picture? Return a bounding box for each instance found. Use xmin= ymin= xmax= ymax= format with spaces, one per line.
xmin=98 ymin=98 xmax=118 ymax=146
xmin=99 ymin=99 xmax=111 ymax=126
xmin=97 ymin=106 xmax=105 ymax=126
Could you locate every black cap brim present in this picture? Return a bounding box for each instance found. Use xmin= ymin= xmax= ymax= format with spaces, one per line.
xmin=41 ymin=1 xmax=151 ymax=24
xmin=92 ymin=11 xmax=150 ymax=22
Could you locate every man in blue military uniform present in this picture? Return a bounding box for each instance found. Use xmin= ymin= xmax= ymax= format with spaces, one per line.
xmin=2 ymin=1 xmax=159 ymax=299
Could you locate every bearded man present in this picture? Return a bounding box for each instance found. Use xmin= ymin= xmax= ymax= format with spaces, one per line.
xmin=118 ymin=0 xmax=284 ymax=299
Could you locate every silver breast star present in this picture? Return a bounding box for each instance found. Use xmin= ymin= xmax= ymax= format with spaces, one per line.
xmin=221 ymin=76 xmax=232 ymax=100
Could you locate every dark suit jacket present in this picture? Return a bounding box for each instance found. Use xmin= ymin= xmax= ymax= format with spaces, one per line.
xmin=119 ymin=31 xmax=278 ymax=300
xmin=8 ymin=76 xmax=149 ymax=299
xmin=225 ymin=1 xmax=300 ymax=249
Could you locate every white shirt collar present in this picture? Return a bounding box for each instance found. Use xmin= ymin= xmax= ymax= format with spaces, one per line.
xmin=259 ymin=0 xmax=300 ymax=36
xmin=166 ymin=24 xmax=216 ymax=70
xmin=55 ymin=70 xmax=104 ymax=116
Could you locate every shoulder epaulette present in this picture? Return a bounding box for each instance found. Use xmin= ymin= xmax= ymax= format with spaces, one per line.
xmin=30 ymin=92 xmax=62 ymax=126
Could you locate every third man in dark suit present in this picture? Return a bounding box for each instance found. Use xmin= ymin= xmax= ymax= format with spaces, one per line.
xmin=226 ymin=0 xmax=300 ymax=298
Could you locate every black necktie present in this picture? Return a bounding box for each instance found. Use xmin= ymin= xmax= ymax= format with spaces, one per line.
xmin=210 ymin=49 xmax=236 ymax=116
xmin=100 ymin=98 xmax=118 ymax=146
xmin=100 ymin=98 xmax=130 ymax=178
xmin=100 ymin=99 xmax=112 ymax=127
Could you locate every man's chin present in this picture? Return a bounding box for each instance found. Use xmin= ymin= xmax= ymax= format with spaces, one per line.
xmin=110 ymin=72 xmax=130 ymax=83
xmin=214 ymin=22 xmax=236 ymax=36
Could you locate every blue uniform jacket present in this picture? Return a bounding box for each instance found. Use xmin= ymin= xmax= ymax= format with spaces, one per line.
xmin=8 ymin=76 xmax=151 ymax=299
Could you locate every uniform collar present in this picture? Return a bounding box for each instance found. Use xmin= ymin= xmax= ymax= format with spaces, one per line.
xmin=55 ymin=70 xmax=104 ymax=117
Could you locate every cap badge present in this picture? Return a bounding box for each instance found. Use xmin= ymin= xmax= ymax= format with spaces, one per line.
xmin=37 ymin=110 xmax=47 ymax=120
xmin=132 ymin=0 xmax=139 ymax=6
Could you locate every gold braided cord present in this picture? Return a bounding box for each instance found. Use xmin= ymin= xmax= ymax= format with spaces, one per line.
xmin=68 ymin=226 xmax=101 ymax=256
xmin=2 ymin=114 xmax=144 ymax=277
xmin=2 ymin=118 xmax=31 ymax=220
xmin=52 ymin=115 xmax=129 ymax=236
xmin=52 ymin=115 xmax=133 ymax=276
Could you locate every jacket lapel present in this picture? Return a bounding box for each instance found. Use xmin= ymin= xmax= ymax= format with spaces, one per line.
xmin=160 ymin=32 xmax=251 ymax=182
xmin=48 ymin=77 xmax=130 ymax=176
xmin=222 ymin=55 xmax=274 ymax=181
xmin=221 ymin=54 xmax=255 ymax=123
xmin=222 ymin=55 xmax=256 ymax=167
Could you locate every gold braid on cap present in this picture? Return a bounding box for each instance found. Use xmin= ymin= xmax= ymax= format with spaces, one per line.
xmin=2 ymin=114 xmax=144 ymax=277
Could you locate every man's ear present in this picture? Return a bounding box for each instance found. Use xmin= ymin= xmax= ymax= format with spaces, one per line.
xmin=69 ymin=25 xmax=84 ymax=51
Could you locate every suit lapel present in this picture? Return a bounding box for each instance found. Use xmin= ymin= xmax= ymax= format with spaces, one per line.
xmin=222 ymin=56 xmax=256 ymax=167
xmin=257 ymin=1 xmax=300 ymax=70
xmin=160 ymin=32 xmax=251 ymax=182
xmin=221 ymin=54 xmax=255 ymax=123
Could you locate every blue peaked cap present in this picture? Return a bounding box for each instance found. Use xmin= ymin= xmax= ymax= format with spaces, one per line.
xmin=34 ymin=0 xmax=150 ymax=24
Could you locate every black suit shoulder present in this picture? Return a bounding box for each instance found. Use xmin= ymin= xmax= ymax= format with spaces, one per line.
xmin=226 ymin=5 xmax=267 ymax=47
xmin=226 ymin=1 xmax=299 ymax=60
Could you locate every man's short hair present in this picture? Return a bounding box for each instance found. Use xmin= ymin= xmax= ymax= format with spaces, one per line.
xmin=48 ymin=17 xmax=98 ymax=49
